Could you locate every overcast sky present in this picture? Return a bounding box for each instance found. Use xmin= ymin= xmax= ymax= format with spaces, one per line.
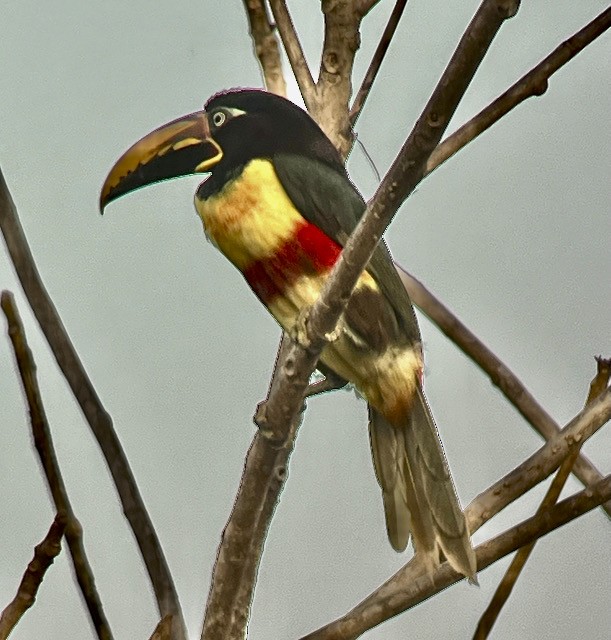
xmin=1 ymin=1 xmax=610 ymax=639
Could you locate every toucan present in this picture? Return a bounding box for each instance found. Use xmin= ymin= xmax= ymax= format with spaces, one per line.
xmin=100 ymin=88 xmax=476 ymax=579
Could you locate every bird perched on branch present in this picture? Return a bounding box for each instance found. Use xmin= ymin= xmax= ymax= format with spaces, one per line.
xmin=100 ymin=88 xmax=476 ymax=579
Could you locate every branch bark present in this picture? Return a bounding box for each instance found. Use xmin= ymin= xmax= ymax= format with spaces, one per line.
xmin=0 ymin=169 xmax=187 ymax=640
xmin=242 ymin=0 xmax=287 ymax=96
xmin=0 ymin=515 xmax=66 ymax=640
xmin=301 ymin=388 xmax=611 ymax=638
xmin=2 ymin=291 xmax=114 ymax=640
xmin=426 ymin=6 xmax=611 ymax=176
xmin=269 ymin=0 xmax=316 ymax=107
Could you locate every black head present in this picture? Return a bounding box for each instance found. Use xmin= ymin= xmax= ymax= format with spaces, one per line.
xmin=100 ymin=89 xmax=345 ymax=210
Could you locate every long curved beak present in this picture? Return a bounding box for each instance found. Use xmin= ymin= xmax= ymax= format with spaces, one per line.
xmin=100 ymin=110 xmax=222 ymax=212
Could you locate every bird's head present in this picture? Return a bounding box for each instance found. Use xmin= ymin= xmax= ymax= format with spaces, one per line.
xmin=100 ymin=88 xmax=344 ymax=211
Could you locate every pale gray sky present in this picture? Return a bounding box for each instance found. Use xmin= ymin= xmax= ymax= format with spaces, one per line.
xmin=1 ymin=1 xmax=610 ymax=639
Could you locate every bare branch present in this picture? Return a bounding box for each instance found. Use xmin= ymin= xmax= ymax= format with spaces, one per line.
xmin=350 ymin=0 xmax=409 ymax=126
xmin=0 ymin=169 xmax=187 ymax=640
xmin=474 ymin=356 xmax=611 ymax=639
xmin=0 ymin=515 xmax=66 ymax=640
xmin=301 ymin=390 xmax=611 ymax=638
xmin=242 ymin=0 xmax=287 ymax=96
xmin=354 ymin=0 xmax=383 ymax=18
xmin=426 ymin=6 xmax=611 ymax=175
xmin=313 ymin=0 xmax=362 ymax=155
xmin=149 ymin=616 xmax=173 ymax=640
xmin=395 ymin=265 xmax=611 ymax=517
xmin=201 ymin=337 xmax=306 ymax=640
xmin=1 ymin=291 xmax=114 ymax=640
xmin=268 ymin=0 xmax=316 ymax=107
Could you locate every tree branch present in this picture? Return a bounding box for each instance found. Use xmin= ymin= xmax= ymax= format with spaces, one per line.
xmin=301 ymin=389 xmax=611 ymax=638
xmin=473 ymin=356 xmax=610 ymax=639
xmin=426 ymin=6 xmax=611 ymax=176
xmin=0 ymin=169 xmax=187 ymax=640
xmin=349 ymin=0 xmax=409 ymax=126
xmin=242 ymin=0 xmax=287 ymax=96
xmin=268 ymin=0 xmax=316 ymax=107
xmin=1 ymin=290 xmax=114 ymax=640
xmin=0 ymin=515 xmax=66 ymax=640
xmin=395 ymin=265 xmax=611 ymax=517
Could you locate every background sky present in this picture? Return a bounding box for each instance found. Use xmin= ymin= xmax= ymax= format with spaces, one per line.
xmin=1 ymin=1 xmax=610 ymax=639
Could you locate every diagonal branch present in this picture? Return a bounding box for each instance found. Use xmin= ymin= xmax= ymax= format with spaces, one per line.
xmin=268 ymin=0 xmax=316 ymax=107
xmin=426 ymin=6 xmax=611 ymax=176
xmin=2 ymin=290 xmax=114 ymax=640
xmin=0 ymin=169 xmax=187 ymax=640
xmin=0 ymin=515 xmax=66 ymax=640
xmin=349 ymin=0 xmax=409 ymax=126
xmin=201 ymin=1 xmax=519 ymax=637
xmin=395 ymin=265 xmax=611 ymax=517
xmin=300 ymin=388 xmax=611 ymax=639
xmin=473 ymin=356 xmax=611 ymax=639
xmin=242 ymin=0 xmax=287 ymax=96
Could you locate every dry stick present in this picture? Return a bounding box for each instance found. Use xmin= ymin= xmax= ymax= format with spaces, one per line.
xmin=0 ymin=171 xmax=187 ymax=640
xmin=242 ymin=0 xmax=287 ymax=96
xmin=201 ymin=2 xmax=520 ymax=638
xmin=426 ymin=6 xmax=611 ymax=176
xmin=349 ymin=0 xmax=409 ymax=126
xmin=302 ymin=474 xmax=611 ymax=640
xmin=395 ymin=267 xmax=611 ymax=517
xmin=1 ymin=291 xmax=114 ymax=640
xmin=201 ymin=336 xmax=308 ymax=640
xmin=301 ymin=389 xmax=611 ymax=639
xmin=0 ymin=515 xmax=66 ymax=640
xmin=473 ymin=358 xmax=611 ymax=639
xmin=313 ymin=0 xmax=362 ymax=157
xmin=148 ymin=616 xmax=174 ymax=640
xmin=269 ymin=0 xmax=316 ymax=108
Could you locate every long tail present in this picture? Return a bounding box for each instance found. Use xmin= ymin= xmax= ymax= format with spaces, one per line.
xmin=368 ymin=387 xmax=476 ymax=579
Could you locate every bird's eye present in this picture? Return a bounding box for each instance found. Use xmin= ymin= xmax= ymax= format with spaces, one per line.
xmin=211 ymin=111 xmax=227 ymax=127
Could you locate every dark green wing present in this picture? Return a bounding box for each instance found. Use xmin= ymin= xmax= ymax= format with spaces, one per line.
xmin=274 ymin=153 xmax=421 ymax=347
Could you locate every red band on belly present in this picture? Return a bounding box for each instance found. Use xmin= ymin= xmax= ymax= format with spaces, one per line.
xmin=243 ymin=221 xmax=342 ymax=303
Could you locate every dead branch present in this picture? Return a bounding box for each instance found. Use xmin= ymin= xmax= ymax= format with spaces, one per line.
xmin=300 ymin=388 xmax=611 ymax=638
xmin=0 ymin=169 xmax=187 ymax=640
xmin=1 ymin=291 xmax=114 ymax=640
xmin=395 ymin=265 xmax=611 ymax=517
xmin=268 ymin=0 xmax=316 ymax=107
xmin=474 ymin=357 xmax=610 ymax=639
xmin=426 ymin=6 xmax=611 ymax=176
xmin=0 ymin=515 xmax=66 ymax=640
xmin=350 ymin=0 xmax=409 ymax=126
xmin=242 ymin=0 xmax=287 ymax=96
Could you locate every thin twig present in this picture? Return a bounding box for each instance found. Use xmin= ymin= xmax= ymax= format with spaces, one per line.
xmin=473 ymin=356 xmax=611 ymax=639
xmin=426 ymin=6 xmax=611 ymax=176
xmin=350 ymin=0 xmax=409 ymax=126
xmin=242 ymin=0 xmax=287 ymax=96
xmin=0 ymin=171 xmax=187 ymax=640
xmin=200 ymin=2 xmax=519 ymax=637
xmin=0 ymin=515 xmax=66 ymax=640
xmin=268 ymin=0 xmax=316 ymax=108
xmin=1 ymin=290 xmax=114 ymax=640
xmin=395 ymin=265 xmax=611 ymax=517
xmin=300 ymin=390 xmax=611 ymax=639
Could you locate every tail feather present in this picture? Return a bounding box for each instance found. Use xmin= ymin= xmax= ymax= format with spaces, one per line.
xmin=368 ymin=389 xmax=476 ymax=580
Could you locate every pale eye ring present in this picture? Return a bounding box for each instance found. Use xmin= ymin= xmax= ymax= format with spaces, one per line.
xmin=212 ymin=111 xmax=226 ymax=127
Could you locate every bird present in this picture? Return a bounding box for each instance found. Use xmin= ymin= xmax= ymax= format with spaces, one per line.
xmin=100 ymin=88 xmax=476 ymax=579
